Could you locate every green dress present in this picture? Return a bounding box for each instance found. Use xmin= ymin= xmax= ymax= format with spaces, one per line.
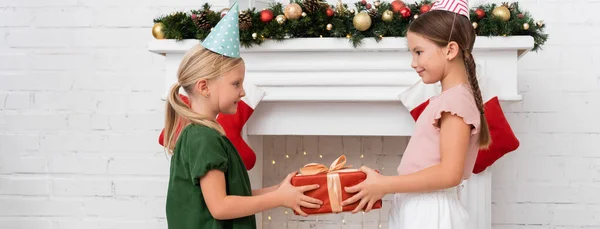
xmin=166 ymin=124 xmax=256 ymax=229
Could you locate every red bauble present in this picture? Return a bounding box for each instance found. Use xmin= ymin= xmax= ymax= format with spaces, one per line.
xmin=475 ymin=8 xmax=485 ymax=20
xmin=391 ymin=0 xmax=406 ymax=14
xmin=366 ymin=3 xmax=372 ymax=9
xmin=260 ymin=9 xmax=274 ymax=23
xmin=326 ymin=8 xmax=334 ymax=17
xmin=400 ymin=6 xmax=411 ymax=18
xmin=419 ymin=4 xmax=431 ymax=14
xmin=361 ymin=0 xmax=367 ymax=5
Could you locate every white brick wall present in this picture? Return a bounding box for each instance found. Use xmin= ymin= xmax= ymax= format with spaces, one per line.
xmin=1 ymin=0 xmax=599 ymax=229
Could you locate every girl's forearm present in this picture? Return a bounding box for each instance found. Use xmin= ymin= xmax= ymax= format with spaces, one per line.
xmin=381 ymin=164 xmax=463 ymax=194
xmin=212 ymin=191 xmax=283 ymax=220
xmin=252 ymin=184 xmax=279 ymax=196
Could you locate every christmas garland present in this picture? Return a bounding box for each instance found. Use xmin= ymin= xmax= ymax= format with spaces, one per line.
xmin=152 ymin=1 xmax=548 ymax=51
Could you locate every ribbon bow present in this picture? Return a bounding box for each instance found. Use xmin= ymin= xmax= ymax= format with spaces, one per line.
xmin=296 ymin=155 xmax=357 ymax=213
xmin=298 ymin=155 xmax=355 ymax=176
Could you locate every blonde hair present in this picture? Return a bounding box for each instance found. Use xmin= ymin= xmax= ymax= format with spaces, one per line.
xmin=163 ymin=44 xmax=244 ymax=154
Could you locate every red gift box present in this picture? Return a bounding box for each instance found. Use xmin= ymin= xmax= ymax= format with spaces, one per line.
xmin=290 ymin=155 xmax=383 ymax=215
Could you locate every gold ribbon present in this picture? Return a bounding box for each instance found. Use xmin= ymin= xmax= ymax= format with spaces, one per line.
xmin=298 ymin=155 xmax=357 ymax=213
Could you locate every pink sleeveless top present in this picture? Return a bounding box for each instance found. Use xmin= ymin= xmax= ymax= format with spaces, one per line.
xmin=397 ymin=84 xmax=481 ymax=180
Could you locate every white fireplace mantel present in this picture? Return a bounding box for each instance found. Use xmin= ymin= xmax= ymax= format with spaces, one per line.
xmin=148 ymin=36 xmax=534 ymax=229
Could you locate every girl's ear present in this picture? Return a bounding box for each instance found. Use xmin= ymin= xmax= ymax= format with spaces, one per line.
xmin=194 ymin=79 xmax=210 ymax=98
xmin=445 ymin=41 xmax=460 ymax=61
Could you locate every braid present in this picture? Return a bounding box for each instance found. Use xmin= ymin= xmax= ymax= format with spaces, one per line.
xmin=463 ymin=49 xmax=491 ymax=148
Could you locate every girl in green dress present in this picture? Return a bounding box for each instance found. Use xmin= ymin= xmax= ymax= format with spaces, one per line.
xmin=162 ymin=3 xmax=321 ymax=229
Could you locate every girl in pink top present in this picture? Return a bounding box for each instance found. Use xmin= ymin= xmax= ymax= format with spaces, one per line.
xmin=339 ymin=0 xmax=492 ymax=228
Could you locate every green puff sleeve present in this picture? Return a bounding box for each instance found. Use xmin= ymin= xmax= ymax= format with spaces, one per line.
xmin=183 ymin=127 xmax=229 ymax=186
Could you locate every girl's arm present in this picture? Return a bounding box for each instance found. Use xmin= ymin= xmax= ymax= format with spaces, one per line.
xmin=341 ymin=112 xmax=471 ymax=213
xmin=201 ymin=171 xmax=323 ymax=220
xmin=252 ymin=185 xmax=279 ymax=196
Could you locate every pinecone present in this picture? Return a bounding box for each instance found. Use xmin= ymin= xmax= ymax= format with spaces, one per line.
xmin=368 ymin=9 xmax=378 ymax=19
xmin=239 ymin=11 xmax=252 ymax=30
xmin=192 ymin=11 xmax=211 ymax=30
xmin=303 ymin=0 xmax=323 ymax=13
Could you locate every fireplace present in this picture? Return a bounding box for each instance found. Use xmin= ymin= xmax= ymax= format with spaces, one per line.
xmin=148 ymin=36 xmax=533 ymax=229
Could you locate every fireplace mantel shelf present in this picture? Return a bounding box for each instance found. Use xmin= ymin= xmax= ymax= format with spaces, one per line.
xmin=149 ymin=36 xmax=533 ymax=103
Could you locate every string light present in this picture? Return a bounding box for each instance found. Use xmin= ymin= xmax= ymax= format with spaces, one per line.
xmin=303 ymin=151 xmax=307 ymax=155
xmin=284 ymin=211 xmax=288 ymax=215
xmin=319 ymin=155 xmax=323 ymax=158
xmin=286 ymin=154 xmax=289 ymax=158
xmin=268 ymin=216 xmax=271 ymax=220
xmin=272 ymin=160 xmax=276 ymax=165
xmin=360 ymin=154 xmax=364 ymax=158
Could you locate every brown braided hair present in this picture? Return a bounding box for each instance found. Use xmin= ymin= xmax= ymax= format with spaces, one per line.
xmin=408 ymin=10 xmax=491 ymax=148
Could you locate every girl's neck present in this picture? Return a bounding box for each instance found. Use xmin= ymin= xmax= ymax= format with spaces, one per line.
xmin=190 ymin=100 xmax=218 ymax=121
xmin=440 ymin=63 xmax=469 ymax=91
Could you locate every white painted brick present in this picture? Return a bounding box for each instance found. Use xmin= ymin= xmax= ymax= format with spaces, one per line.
xmin=82 ymin=197 xmax=165 ymax=218
xmin=493 ymin=181 xmax=600 ymax=204
xmin=1 ymin=113 xmax=68 ymax=131
xmin=94 ymin=92 xmax=163 ymax=113
xmin=54 ymin=219 xmax=166 ymax=229
xmin=0 ymin=8 xmax=33 ymax=27
xmin=72 ymin=72 xmax=128 ymax=91
xmin=514 ymin=133 xmax=600 ymax=157
xmin=0 ymin=197 xmax=83 ymax=216
xmin=5 ymin=28 xmax=75 ymax=48
xmin=0 ymin=71 xmax=74 ymax=91
xmin=90 ymin=114 xmax=111 ymax=130
xmin=4 ymin=93 xmax=31 ymax=110
xmin=93 ymin=7 xmax=161 ymax=27
xmin=514 ymin=155 xmax=567 ymax=183
xmin=0 ymin=177 xmax=50 ymax=195
xmin=33 ymin=92 xmax=95 ymax=111
xmin=0 ymin=93 xmax=7 ymax=108
xmin=47 ymin=153 xmax=108 ymax=175
xmin=564 ymin=158 xmax=600 ymax=183
xmin=0 ymin=154 xmax=46 ymax=174
xmin=103 ymin=131 xmax=163 ymax=151
xmin=52 ymin=178 xmax=112 ymax=196
xmin=31 ymin=8 xmax=94 ymax=27
xmin=7 ymin=0 xmax=78 ymax=7
xmin=40 ymin=133 xmax=104 ymax=151
xmin=0 ymin=218 xmax=51 ymax=229
xmin=552 ymin=204 xmax=600 ymax=226
xmin=0 ymin=134 xmax=40 ymax=152
xmin=72 ymin=28 xmax=149 ymax=48
xmin=492 ymin=203 xmax=552 ymax=225
xmin=108 ymin=113 xmax=163 ymax=131
xmin=108 ymin=156 xmax=169 ymax=176
xmin=29 ymin=53 xmax=93 ymax=71
xmin=0 ymin=52 xmax=28 ymax=70
xmin=113 ymin=178 xmax=167 ymax=197
xmin=93 ymin=49 xmax=161 ymax=71
xmin=533 ymin=112 xmax=599 ymax=133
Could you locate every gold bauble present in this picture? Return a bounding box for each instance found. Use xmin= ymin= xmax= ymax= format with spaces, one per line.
xmin=472 ymin=22 xmax=478 ymax=29
xmin=276 ymin=15 xmax=286 ymax=24
xmin=152 ymin=23 xmax=165 ymax=39
xmin=536 ymin=20 xmax=544 ymax=27
xmin=523 ymin=23 xmax=530 ymax=30
xmin=326 ymin=23 xmax=333 ymax=31
xmin=284 ymin=3 xmax=303 ymax=20
xmin=353 ymin=12 xmax=372 ymax=31
xmin=252 ymin=33 xmax=258 ymax=39
xmin=492 ymin=5 xmax=511 ymax=22
xmin=382 ymin=10 xmax=393 ymax=22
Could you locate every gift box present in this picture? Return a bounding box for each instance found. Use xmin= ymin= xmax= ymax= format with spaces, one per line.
xmin=290 ymin=155 xmax=383 ymax=215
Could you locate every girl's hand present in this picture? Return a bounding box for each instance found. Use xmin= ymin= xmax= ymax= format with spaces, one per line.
xmin=341 ymin=166 xmax=386 ymax=213
xmin=276 ymin=171 xmax=323 ymax=216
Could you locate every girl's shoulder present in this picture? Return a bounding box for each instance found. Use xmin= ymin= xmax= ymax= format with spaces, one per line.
xmin=429 ymin=84 xmax=481 ymax=134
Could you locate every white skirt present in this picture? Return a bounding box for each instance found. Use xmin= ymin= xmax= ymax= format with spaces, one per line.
xmin=388 ymin=187 xmax=469 ymax=229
